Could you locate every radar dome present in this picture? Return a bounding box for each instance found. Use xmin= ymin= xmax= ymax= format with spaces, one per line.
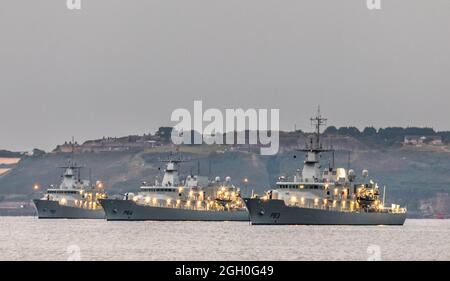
xmin=348 ymin=169 xmax=356 ymax=182
xmin=362 ymin=170 xmax=369 ymax=178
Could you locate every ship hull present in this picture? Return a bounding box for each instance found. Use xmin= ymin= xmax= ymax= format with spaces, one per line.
xmin=100 ymin=199 xmax=249 ymax=221
xmin=33 ymin=199 xmax=105 ymax=219
xmin=244 ymin=198 xmax=406 ymax=225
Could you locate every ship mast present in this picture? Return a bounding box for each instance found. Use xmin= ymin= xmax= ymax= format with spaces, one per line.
xmin=300 ymin=106 xmax=330 ymax=153
xmin=310 ymin=106 xmax=327 ymax=151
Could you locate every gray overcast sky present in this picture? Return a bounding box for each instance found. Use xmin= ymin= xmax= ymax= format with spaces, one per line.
xmin=1 ymin=0 xmax=449 ymax=151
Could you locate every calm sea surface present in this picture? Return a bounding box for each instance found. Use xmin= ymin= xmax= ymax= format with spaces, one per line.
xmin=0 ymin=217 xmax=449 ymax=261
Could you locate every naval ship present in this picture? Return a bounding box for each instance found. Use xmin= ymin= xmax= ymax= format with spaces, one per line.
xmin=244 ymin=110 xmax=407 ymax=225
xmin=100 ymin=156 xmax=248 ymax=221
xmin=33 ymin=161 xmax=107 ymax=219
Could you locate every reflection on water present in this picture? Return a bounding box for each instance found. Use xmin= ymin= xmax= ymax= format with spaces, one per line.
xmin=0 ymin=217 xmax=449 ymax=261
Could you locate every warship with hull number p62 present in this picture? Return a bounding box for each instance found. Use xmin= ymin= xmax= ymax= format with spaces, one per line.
xmin=33 ymin=161 xmax=107 ymax=219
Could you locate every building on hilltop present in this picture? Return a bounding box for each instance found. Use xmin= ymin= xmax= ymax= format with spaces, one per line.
xmin=53 ymin=137 xmax=161 ymax=153
xmin=404 ymin=135 xmax=443 ymax=146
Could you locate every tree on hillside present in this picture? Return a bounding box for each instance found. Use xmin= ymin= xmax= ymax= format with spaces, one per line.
xmin=437 ymin=131 xmax=450 ymax=143
xmin=378 ymin=127 xmax=406 ymax=139
xmin=32 ymin=149 xmax=46 ymax=157
xmin=337 ymin=127 xmax=361 ymax=137
xmin=323 ymin=126 xmax=338 ymax=135
xmin=378 ymin=127 xmax=436 ymax=140
xmin=362 ymin=127 xmax=377 ymax=136
xmin=404 ymin=127 xmax=435 ymax=136
xmin=156 ymin=127 xmax=173 ymax=142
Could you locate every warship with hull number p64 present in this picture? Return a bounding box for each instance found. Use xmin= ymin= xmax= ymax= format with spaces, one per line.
xmin=100 ymin=156 xmax=248 ymax=221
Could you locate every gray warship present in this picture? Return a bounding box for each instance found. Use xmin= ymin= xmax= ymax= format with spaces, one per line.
xmin=100 ymin=156 xmax=248 ymax=221
xmin=33 ymin=161 xmax=107 ymax=219
xmin=244 ymin=110 xmax=407 ymax=225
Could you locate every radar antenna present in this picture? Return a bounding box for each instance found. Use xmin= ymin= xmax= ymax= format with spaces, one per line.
xmin=297 ymin=107 xmax=333 ymax=155
xmin=310 ymin=106 xmax=327 ymax=150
